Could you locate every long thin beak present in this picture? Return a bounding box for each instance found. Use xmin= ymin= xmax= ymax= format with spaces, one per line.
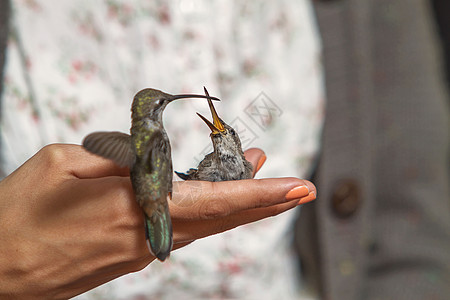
xmin=169 ymin=93 xmax=220 ymax=102
xmin=203 ymin=87 xmax=225 ymax=133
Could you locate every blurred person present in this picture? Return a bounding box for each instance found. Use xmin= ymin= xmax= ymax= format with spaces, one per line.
xmin=294 ymin=1 xmax=450 ymax=299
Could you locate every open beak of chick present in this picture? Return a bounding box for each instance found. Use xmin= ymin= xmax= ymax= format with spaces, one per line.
xmin=197 ymin=87 xmax=226 ymax=135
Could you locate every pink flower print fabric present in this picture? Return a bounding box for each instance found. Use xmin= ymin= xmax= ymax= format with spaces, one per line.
xmin=3 ymin=1 xmax=324 ymax=299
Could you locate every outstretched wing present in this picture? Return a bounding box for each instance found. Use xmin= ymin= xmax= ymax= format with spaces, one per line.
xmin=82 ymin=131 xmax=135 ymax=168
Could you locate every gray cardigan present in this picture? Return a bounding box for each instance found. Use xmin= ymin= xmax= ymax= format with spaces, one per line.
xmin=295 ymin=0 xmax=450 ymax=299
xmin=0 ymin=0 xmax=449 ymax=299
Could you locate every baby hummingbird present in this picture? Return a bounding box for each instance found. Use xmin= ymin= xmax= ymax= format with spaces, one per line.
xmin=82 ymin=88 xmax=219 ymax=261
xmin=176 ymin=88 xmax=253 ymax=182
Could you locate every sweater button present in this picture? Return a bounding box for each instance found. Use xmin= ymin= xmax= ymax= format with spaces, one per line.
xmin=331 ymin=179 xmax=360 ymax=218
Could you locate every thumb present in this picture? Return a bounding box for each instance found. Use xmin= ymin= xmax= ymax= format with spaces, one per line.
xmin=243 ymin=148 xmax=266 ymax=176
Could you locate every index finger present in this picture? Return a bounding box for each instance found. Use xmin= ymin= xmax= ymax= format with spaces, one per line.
xmin=35 ymin=144 xmax=130 ymax=179
xmin=170 ymin=177 xmax=316 ymax=220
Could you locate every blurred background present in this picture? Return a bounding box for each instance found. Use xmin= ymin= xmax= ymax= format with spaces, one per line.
xmin=0 ymin=0 xmax=448 ymax=299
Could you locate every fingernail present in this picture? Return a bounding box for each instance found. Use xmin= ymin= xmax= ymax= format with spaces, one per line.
xmin=255 ymin=154 xmax=266 ymax=173
xmin=285 ymin=185 xmax=310 ymax=201
xmin=298 ymin=192 xmax=316 ymax=205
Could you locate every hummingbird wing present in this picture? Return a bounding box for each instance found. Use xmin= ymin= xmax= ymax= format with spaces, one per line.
xmin=82 ymin=131 xmax=135 ymax=168
xmin=175 ymin=168 xmax=197 ymax=180
xmin=174 ymin=170 xmax=195 ymax=180
xmin=175 ymin=152 xmax=215 ymax=180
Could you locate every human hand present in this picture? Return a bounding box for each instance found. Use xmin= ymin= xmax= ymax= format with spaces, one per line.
xmin=0 ymin=145 xmax=315 ymax=299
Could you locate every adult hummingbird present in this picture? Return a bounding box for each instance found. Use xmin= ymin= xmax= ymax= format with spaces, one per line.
xmin=82 ymin=88 xmax=219 ymax=261
xmin=175 ymin=88 xmax=253 ymax=182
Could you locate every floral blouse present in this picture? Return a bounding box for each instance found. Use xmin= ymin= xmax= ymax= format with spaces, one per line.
xmin=2 ymin=0 xmax=324 ymax=299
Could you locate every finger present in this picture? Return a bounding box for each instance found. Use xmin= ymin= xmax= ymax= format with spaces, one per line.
xmin=173 ymin=199 xmax=301 ymax=242
xmin=37 ymin=144 xmax=130 ymax=179
xmin=170 ymin=177 xmax=316 ymax=220
xmin=243 ymin=148 xmax=266 ymax=176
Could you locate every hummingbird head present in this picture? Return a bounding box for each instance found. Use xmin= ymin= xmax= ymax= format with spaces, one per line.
xmin=197 ymin=88 xmax=244 ymax=155
xmin=131 ymin=88 xmax=220 ymax=122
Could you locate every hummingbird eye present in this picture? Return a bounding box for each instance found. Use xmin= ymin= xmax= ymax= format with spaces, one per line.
xmin=230 ymin=129 xmax=236 ymax=136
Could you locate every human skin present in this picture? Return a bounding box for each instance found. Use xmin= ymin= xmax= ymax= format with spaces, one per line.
xmin=0 ymin=144 xmax=316 ymax=299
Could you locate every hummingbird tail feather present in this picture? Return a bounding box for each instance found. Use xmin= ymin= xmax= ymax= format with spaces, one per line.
xmin=145 ymin=205 xmax=173 ymax=261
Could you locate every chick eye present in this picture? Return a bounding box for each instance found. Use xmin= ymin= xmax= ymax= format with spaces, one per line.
xmin=230 ymin=129 xmax=236 ymax=136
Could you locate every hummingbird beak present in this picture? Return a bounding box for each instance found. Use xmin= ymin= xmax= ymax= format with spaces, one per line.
xmin=197 ymin=112 xmax=222 ymax=134
xmin=203 ymin=87 xmax=225 ymax=133
xmin=168 ymin=93 xmax=220 ymax=102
